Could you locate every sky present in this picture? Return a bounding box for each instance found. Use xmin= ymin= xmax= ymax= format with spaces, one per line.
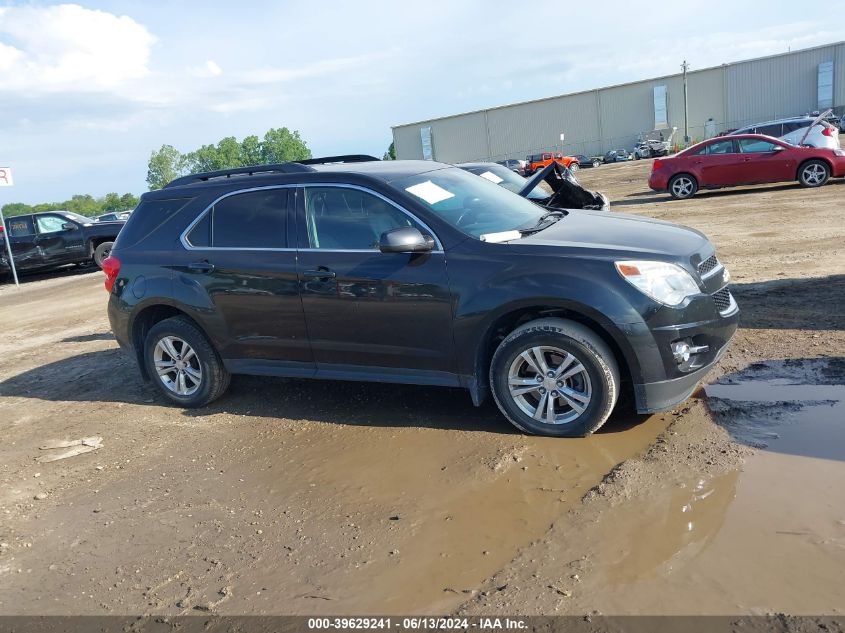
xmin=1 ymin=1 xmax=844 ymax=204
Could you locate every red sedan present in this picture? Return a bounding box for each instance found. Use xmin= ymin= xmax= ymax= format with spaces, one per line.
xmin=648 ymin=134 xmax=845 ymax=199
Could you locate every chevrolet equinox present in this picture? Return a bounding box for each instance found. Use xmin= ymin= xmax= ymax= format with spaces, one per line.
xmin=105 ymin=156 xmax=738 ymax=437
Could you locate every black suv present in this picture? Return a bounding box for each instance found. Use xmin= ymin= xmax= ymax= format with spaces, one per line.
xmin=1 ymin=211 xmax=124 ymax=278
xmin=106 ymin=156 xmax=738 ymax=437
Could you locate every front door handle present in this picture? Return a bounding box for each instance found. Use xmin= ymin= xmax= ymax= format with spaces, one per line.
xmin=188 ymin=260 xmax=215 ymax=273
xmin=302 ymin=268 xmax=336 ymax=279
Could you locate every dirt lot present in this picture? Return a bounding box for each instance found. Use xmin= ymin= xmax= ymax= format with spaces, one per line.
xmin=1 ymin=160 xmax=843 ymax=616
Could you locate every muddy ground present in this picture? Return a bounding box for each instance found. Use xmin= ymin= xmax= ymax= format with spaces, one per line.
xmin=0 ymin=160 xmax=843 ymax=616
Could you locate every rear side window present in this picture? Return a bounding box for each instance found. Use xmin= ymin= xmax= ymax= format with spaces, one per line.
xmin=187 ymin=189 xmax=288 ymax=249
xmin=783 ymin=121 xmax=809 ymax=134
xmin=756 ymin=123 xmax=782 ymax=137
xmin=116 ymin=198 xmax=192 ymax=249
xmin=705 ymin=139 xmax=737 ymax=154
xmin=6 ymin=216 xmax=34 ymax=236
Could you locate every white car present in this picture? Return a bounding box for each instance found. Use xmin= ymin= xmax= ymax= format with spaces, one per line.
xmin=730 ymin=112 xmax=839 ymax=149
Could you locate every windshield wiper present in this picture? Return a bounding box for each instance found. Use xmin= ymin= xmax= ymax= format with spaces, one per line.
xmin=519 ymin=210 xmax=565 ymax=235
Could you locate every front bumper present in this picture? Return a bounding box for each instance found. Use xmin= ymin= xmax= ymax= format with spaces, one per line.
xmin=633 ymin=303 xmax=738 ymax=413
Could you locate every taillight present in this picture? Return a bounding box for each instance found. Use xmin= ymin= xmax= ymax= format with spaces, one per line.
xmin=653 ymin=159 xmax=663 ymax=170
xmin=822 ymin=126 xmax=835 ymax=137
xmin=102 ymin=255 xmax=121 ymax=292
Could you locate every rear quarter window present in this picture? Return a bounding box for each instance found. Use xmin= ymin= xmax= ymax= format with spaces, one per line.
xmin=114 ymin=198 xmax=194 ymax=249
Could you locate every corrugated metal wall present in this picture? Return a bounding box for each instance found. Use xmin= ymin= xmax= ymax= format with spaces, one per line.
xmin=393 ymin=42 xmax=844 ymax=163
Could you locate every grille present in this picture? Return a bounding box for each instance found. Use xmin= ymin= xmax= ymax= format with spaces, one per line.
xmin=698 ymin=255 xmax=719 ymax=277
xmin=713 ymin=287 xmax=733 ymax=313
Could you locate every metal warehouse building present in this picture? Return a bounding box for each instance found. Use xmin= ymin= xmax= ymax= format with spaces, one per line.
xmin=392 ymin=41 xmax=845 ymax=163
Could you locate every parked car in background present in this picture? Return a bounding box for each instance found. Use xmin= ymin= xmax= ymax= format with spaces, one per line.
xmin=95 ymin=211 xmax=132 ymax=222
xmin=0 ymin=211 xmax=126 ymax=279
xmin=495 ymin=159 xmax=528 ymax=175
xmin=105 ymin=156 xmax=737 ymax=437
xmin=524 ymin=152 xmax=579 ymax=175
xmin=572 ymin=154 xmax=602 ymax=168
xmin=458 ymin=161 xmax=609 ymax=210
xmin=648 ymin=134 xmax=845 ymax=199
xmin=729 ymin=113 xmax=839 ymax=149
xmin=603 ymin=149 xmax=630 ymax=163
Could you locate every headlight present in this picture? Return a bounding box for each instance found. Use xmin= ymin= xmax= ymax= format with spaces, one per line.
xmin=615 ymin=260 xmax=700 ymax=306
xmin=833 ymin=148 xmax=845 ymax=157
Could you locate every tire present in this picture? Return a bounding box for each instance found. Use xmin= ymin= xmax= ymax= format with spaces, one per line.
xmin=668 ymin=173 xmax=698 ymax=200
xmin=144 ymin=316 xmax=230 ymax=408
xmin=592 ymin=160 xmax=601 ymax=168
xmin=798 ymin=160 xmax=830 ymax=188
xmin=569 ymin=163 xmax=579 ymax=172
xmin=489 ymin=318 xmax=620 ymax=437
xmin=93 ymin=241 xmax=113 ymax=268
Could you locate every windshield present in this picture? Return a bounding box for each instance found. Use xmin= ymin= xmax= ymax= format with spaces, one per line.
xmin=392 ymin=167 xmax=547 ymax=240
xmin=460 ymin=163 xmax=548 ymax=201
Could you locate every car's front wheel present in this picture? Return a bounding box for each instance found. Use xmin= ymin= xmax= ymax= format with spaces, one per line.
xmin=668 ymin=173 xmax=698 ymax=199
xmin=144 ymin=316 xmax=230 ymax=408
xmin=592 ymin=160 xmax=601 ymax=168
xmin=798 ymin=160 xmax=830 ymax=188
xmin=569 ymin=162 xmax=579 ymax=172
xmin=489 ymin=318 xmax=620 ymax=437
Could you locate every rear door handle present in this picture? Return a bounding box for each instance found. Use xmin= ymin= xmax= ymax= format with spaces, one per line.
xmin=302 ymin=268 xmax=336 ymax=278
xmin=188 ymin=260 xmax=215 ymax=273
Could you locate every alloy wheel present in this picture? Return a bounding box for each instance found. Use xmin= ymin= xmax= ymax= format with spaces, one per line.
xmin=507 ymin=346 xmax=592 ymax=424
xmin=802 ymin=163 xmax=826 ymax=185
xmin=671 ymin=176 xmax=694 ymax=198
xmin=153 ymin=336 xmax=202 ymax=396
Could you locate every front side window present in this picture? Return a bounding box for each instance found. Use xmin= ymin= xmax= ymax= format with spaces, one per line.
xmin=187 ymin=189 xmax=287 ymax=248
xmin=393 ymin=167 xmax=546 ymax=240
xmin=304 ymin=187 xmax=420 ymax=250
xmin=36 ymin=215 xmax=71 ymax=234
xmin=6 ymin=216 xmax=34 ymax=237
xmin=738 ymin=138 xmax=780 ymax=153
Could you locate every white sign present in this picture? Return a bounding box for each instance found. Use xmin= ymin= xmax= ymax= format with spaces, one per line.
xmin=479 ymin=170 xmax=504 ymax=184
xmin=405 ymin=180 xmax=455 ymax=205
xmin=0 ymin=167 xmax=13 ymax=187
xmin=559 ymin=133 xmax=565 ymax=142
xmin=420 ymin=127 xmax=434 ymax=161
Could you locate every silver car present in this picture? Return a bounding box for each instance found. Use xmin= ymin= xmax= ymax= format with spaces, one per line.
xmin=730 ymin=112 xmax=840 ymax=149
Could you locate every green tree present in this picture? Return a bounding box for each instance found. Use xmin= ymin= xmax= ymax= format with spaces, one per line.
xmin=260 ymin=127 xmax=312 ymax=164
xmin=120 ymin=193 xmax=139 ymax=209
xmin=101 ymin=192 xmax=123 ymax=212
xmin=240 ymin=135 xmax=262 ymax=166
xmin=383 ymin=141 xmax=396 ymax=160
xmin=147 ymin=144 xmax=184 ymax=190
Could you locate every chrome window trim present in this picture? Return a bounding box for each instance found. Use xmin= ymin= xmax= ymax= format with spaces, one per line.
xmin=179 ymin=182 xmax=443 ymax=253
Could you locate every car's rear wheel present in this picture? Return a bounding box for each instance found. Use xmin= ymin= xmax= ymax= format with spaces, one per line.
xmin=669 ymin=173 xmax=698 ymax=199
xmin=144 ymin=316 xmax=230 ymax=408
xmin=93 ymin=242 xmax=113 ymax=268
xmin=798 ymin=160 xmax=830 ymax=188
xmin=592 ymin=160 xmax=601 ymax=168
xmin=489 ymin=318 xmax=620 ymax=437
xmin=569 ymin=162 xmax=579 ymax=172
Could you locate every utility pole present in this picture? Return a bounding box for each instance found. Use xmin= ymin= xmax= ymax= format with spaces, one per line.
xmin=682 ymin=60 xmax=690 ymax=144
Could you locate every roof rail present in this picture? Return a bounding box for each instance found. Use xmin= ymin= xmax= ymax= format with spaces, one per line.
xmin=163 ymin=162 xmax=316 ymax=189
xmin=298 ymin=154 xmax=380 ymax=165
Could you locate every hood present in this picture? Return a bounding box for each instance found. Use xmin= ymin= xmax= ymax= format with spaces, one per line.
xmin=518 ymin=209 xmax=709 ymax=258
xmin=519 ymin=162 xmax=609 ymax=211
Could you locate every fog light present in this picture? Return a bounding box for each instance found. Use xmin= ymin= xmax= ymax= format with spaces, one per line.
xmin=671 ymin=341 xmax=691 ymax=364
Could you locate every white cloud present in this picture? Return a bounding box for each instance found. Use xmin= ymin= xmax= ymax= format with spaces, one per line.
xmin=0 ymin=3 xmax=155 ymax=92
xmin=190 ymin=59 xmax=223 ymax=78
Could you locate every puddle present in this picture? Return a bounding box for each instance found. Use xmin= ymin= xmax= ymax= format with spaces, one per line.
xmin=555 ymin=358 xmax=845 ymax=614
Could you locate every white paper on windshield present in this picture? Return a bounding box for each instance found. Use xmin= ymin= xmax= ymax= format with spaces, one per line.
xmin=479 ymin=230 xmax=521 ymax=243
xmin=479 ymin=171 xmax=504 ymax=184
xmin=405 ymin=181 xmax=455 ymax=205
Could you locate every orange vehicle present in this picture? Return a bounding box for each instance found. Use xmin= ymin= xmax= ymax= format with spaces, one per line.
xmin=524 ymin=152 xmax=579 ymax=175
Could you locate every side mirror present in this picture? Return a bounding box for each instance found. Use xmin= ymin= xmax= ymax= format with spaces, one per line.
xmin=379 ymin=226 xmax=434 ymax=254
xmin=771 ymin=145 xmax=785 ymax=152
xmin=62 ymin=222 xmax=76 ymax=230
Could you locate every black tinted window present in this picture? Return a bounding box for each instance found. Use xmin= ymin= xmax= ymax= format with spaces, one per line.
xmin=757 ymin=124 xmax=782 ymax=137
xmin=204 ymin=189 xmax=288 ymax=248
xmin=6 ymin=216 xmax=34 ymax=237
xmin=117 ymin=198 xmax=192 ymax=249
